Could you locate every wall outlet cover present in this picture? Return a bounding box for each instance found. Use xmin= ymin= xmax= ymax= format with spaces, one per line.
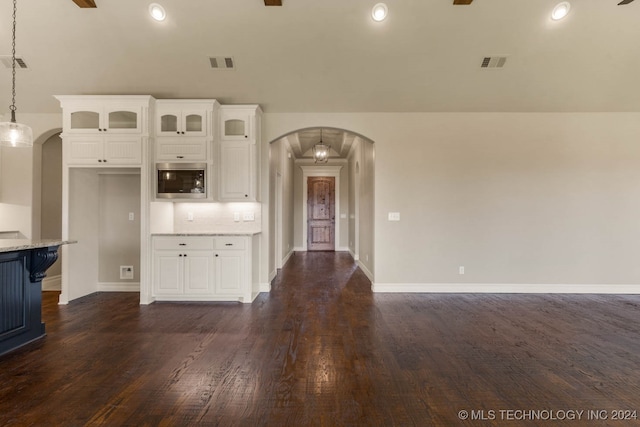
xmin=120 ymin=265 xmax=134 ymax=280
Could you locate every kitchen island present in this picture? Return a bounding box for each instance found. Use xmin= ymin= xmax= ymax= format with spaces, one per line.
xmin=0 ymin=239 xmax=75 ymax=356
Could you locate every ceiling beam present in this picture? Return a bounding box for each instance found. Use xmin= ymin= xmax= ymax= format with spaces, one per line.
xmin=453 ymin=0 xmax=473 ymax=4
xmin=72 ymin=0 xmax=97 ymax=7
xmin=264 ymin=0 xmax=282 ymax=5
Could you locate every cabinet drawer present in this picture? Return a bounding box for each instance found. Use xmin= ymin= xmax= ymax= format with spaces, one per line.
xmin=215 ymin=237 xmax=246 ymax=250
xmin=154 ymin=237 xmax=214 ymax=251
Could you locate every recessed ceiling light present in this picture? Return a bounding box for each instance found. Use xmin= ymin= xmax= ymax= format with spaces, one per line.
xmin=372 ymin=3 xmax=388 ymax=22
xmin=149 ymin=3 xmax=166 ymax=21
xmin=551 ymin=2 xmax=571 ymax=20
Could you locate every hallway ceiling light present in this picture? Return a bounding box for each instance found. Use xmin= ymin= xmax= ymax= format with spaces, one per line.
xmin=372 ymin=3 xmax=388 ymax=22
xmin=313 ymin=129 xmax=330 ymax=163
xmin=551 ymin=2 xmax=571 ymax=20
xmin=0 ymin=0 xmax=33 ymax=147
xmin=149 ymin=3 xmax=166 ymax=21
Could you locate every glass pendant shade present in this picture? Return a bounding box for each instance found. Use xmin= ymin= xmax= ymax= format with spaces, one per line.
xmin=1 ymin=0 xmax=33 ymax=148
xmin=0 ymin=114 xmax=33 ymax=147
xmin=313 ymin=143 xmax=330 ymax=163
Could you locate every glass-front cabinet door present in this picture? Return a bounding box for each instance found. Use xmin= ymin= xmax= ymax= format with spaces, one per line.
xmin=220 ymin=110 xmax=252 ymax=140
xmin=156 ymin=107 xmax=208 ymax=136
xmin=67 ymin=107 xmax=140 ymax=133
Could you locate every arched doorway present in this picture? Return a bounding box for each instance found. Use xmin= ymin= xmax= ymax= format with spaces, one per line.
xmin=267 ymin=127 xmax=375 ymax=284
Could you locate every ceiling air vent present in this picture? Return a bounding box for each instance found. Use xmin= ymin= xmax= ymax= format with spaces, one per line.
xmin=480 ymin=56 xmax=507 ymax=69
xmin=209 ymin=56 xmax=235 ymax=70
xmin=0 ymin=55 xmax=28 ymax=69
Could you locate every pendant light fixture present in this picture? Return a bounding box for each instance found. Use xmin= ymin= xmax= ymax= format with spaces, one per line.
xmin=313 ymin=128 xmax=330 ymax=163
xmin=0 ymin=0 xmax=33 ymax=148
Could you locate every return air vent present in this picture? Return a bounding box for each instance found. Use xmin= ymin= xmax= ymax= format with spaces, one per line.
xmin=480 ymin=56 xmax=507 ymax=69
xmin=0 ymin=56 xmax=28 ymax=69
xmin=209 ymin=56 xmax=235 ymax=70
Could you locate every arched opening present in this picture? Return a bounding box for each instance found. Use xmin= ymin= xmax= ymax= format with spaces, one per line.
xmin=268 ymin=127 xmax=375 ymax=284
xmin=40 ymin=132 xmax=63 ymax=290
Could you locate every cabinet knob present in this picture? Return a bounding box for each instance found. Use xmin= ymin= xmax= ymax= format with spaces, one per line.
xmin=176 ymin=131 xmax=180 ymax=134
xmin=215 ymin=254 xmax=219 ymax=257
xmin=98 ymin=128 xmax=103 ymax=132
xmin=179 ymin=243 xmax=186 ymax=246
xmin=103 ymin=159 xmax=107 ymax=162
xmin=177 ymin=156 xmax=184 ymax=159
xmin=244 ymin=135 xmax=248 ymax=138
xmin=181 ymin=131 xmax=185 ymax=135
xmin=179 ymin=254 xmax=183 ymax=257
xmin=98 ymin=159 xmax=103 ymax=163
xmin=244 ymin=194 xmax=248 ymax=198
xmin=183 ymin=254 xmax=187 ymax=257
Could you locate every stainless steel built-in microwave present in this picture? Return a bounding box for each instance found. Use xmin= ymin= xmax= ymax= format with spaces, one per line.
xmin=156 ymin=163 xmax=206 ymax=199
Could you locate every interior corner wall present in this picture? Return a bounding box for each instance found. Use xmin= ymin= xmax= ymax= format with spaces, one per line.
xmin=263 ymin=112 xmax=640 ymax=291
xmin=68 ymin=168 xmax=100 ymax=300
xmin=98 ymin=173 xmax=141 ymax=285
xmin=268 ymin=138 xmax=295 ymax=278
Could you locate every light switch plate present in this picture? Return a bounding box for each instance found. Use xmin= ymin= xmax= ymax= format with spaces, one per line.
xmin=243 ymin=212 xmax=255 ymax=221
xmin=388 ymin=212 xmax=400 ymax=221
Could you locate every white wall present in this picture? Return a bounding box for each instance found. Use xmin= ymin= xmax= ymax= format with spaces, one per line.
xmin=0 ymin=112 xmax=62 ymax=238
xmin=268 ymin=137 xmax=295 ymax=281
xmin=263 ymin=112 xmax=640 ymax=292
xmin=98 ymin=173 xmax=141 ymax=286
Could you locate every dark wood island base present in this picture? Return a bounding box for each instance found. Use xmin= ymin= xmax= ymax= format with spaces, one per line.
xmin=0 ymin=240 xmax=73 ymax=356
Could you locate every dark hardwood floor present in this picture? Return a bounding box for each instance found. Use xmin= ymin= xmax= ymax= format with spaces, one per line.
xmin=2 ymin=252 xmax=640 ymax=426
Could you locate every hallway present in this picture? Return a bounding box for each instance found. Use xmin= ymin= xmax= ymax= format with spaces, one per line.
xmin=2 ymin=253 xmax=640 ymax=426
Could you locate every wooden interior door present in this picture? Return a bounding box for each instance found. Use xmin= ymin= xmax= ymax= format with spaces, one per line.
xmin=307 ymin=177 xmax=335 ymax=251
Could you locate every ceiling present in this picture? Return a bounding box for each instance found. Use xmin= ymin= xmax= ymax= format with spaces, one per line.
xmin=1 ymin=0 xmax=639 ymax=117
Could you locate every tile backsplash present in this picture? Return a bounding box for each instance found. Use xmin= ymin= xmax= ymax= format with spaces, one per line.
xmin=173 ymin=203 xmax=262 ymax=233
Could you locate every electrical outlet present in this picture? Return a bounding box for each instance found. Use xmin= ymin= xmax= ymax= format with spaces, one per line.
xmin=128 ymin=212 xmax=134 ymax=221
xmin=459 ymin=266 xmax=465 ymax=275
xmin=187 ymin=212 xmax=194 ymax=221
xmin=243 ymin=212 xmax=255 ymax=221
xmin=388 ymin=212 xmax=400 ymax=221
xmin=120 ymin=265 xmax=134 ymax=280
xmin=234 ymin=212 xmax=240 ymax=222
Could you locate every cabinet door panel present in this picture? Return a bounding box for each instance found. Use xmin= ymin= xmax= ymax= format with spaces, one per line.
xmin=184 ymin=253 xmax=214 ymax=294
xmin=156 ymin=138 xmax=207 ymax=161
xmin=104 ymin=137 xmax=142 ymax=164
xmin=70 ymin=111 xmax=100 ymax=131
xmin=107 ymin=110 xmax=139 ymax=131
xmin=65 ymin=136 xmax=103 ymax=165
xmin=154 ymin=252 xmax=183 ymax=295
xmin=219 ymin=142 xmax=251 ymax=200
xmin=215 ymin=252 xmax=243 ymax=295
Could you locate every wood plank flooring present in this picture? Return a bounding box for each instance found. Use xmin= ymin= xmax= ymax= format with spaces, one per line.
xmin=2 ymin=252 xmax=640 ymax=426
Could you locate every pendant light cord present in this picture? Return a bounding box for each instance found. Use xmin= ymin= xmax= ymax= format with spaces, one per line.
xmin=9 ymin=0 xmax=17 ymax=122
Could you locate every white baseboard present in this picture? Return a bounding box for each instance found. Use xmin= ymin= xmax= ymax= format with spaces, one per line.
xmin=260 ymin=282 xmax=272 ymax=293
xmin=282 ymin=249 xmax=294 ymax=266
xmin=293 ymin=246 xmax=305 ymax=252
xmin=97 ymin=282 xmax=140 ymax=292
xmin=269 ymin=269 xmax=277 ymax=283
xmin=357 ymin=261 xmax=374 ymax=282
xmin=349 ymin=249 xmax=359 ymax=261
xmin=371 ymin=283 xmax=640 ymax=294
xmin=42 ymin=275 xmax=61 ymax=291
xmin=337 ymin=246 xmax=350 ymax=252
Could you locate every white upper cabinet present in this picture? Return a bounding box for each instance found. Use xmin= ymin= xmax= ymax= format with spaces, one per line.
xmin=56 ymin=96 xmax=153 ymax=134
xmin=155 ymin=100 xmax=219 ymax=137
xmin=218 ymin=105 xmax=261 ymax=201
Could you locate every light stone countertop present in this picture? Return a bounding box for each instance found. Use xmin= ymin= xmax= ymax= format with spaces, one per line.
xmin=152 ymin=231 xmax=262 ymax=236
xmin=0 ymin=239 xmax=77 ymax=254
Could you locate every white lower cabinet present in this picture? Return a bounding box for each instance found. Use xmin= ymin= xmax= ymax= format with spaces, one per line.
xmin=152 ymin=235 xmax=254 ymax=302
